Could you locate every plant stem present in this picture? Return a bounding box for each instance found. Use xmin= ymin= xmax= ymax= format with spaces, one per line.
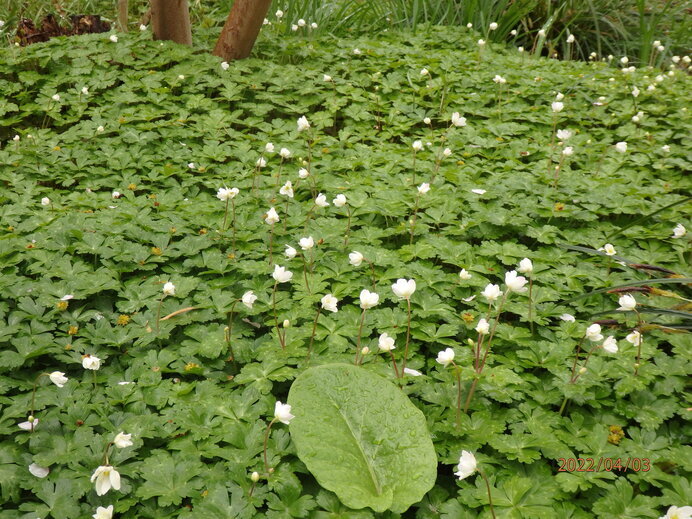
xmin=478 ymin=468 xmax=497 ymax=519
xmin=355 ymin=308 xmax=366 ymax=365
xmin=301 ymin=253 xmax=311 ymax=294
xmin=412 ymin=150 xmax=417 ymax=185
xmin=400 ymin=298 xmax=412 ymax=376
xmin=409 ymin=193 xmax=421 ymax=244
xmin=451 ymin=361 xmax=462 ymax=429
xmin=101 ymin=441 xmax=115 ymax=466
xmin=547 ymin=113 xmax=557 ymax=176
xmin=389 ymin=351 xmax=400 ymax=378
xmin=222 ymin=198 xmax=229 ymax=232
xmin=633 ymin=309 xmax=644 ymax=375
xmin=568 ymin=334 xmax=587 ymax=382
xmin=272 ymin=281 xmax=285 ymax=350
xmin=226 ymin=300 xmax=238 ymax=365
xmin=367 ymin=260 xmax=377 ymax=291
xmin=343 ymin=206 xmax=352 ymax=247
xmin=268 ymin=223 xmax=274 ymax=266
xmin=263 ymin=418 xmax=276 ymax=473
xmin=528 ymin=276 xmax=534 ymax=334
xmin=156 ymin=294 xmax=165 ymax=334
xmin=231 ymin=199 xmax=236 ymax=256
xmin=276 ymin=158 xmax=284 ymax=188
xmin=306 ymin=306 xmax=321 ymax=362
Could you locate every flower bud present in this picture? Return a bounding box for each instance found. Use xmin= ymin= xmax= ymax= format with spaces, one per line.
xmin=361 ymin=346 xmax=370 ymax=355
xmin=282 ymin=319 xmax=290 ymax=328
xmin=579 ymin=367 xmax=587 ymax=374
xmin=250 ymin=471 xmax=260 ymax=482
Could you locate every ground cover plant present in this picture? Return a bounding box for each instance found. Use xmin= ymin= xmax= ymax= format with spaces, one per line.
xmin=0 ymin=24 xmax=691 ymax=519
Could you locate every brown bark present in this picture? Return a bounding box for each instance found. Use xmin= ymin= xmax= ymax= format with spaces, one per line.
xmin=150 ymin=0 xmax=192 ymax=45
xmin=117 ymin=0 xmax=128 ymax=32
xmin=213 ymin=0 xmax=272 ymax=61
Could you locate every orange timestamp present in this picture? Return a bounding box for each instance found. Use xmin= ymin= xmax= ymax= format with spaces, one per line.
xmin=557 ymin=457 xmax=650 ymax=472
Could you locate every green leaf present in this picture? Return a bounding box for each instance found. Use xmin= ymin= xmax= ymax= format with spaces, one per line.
xmin=287 ymin=363 xmax=437 ymax=513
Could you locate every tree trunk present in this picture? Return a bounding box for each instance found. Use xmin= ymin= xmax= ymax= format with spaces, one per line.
xmin=117 ymin=0 xmax=128 ymax=32
xmin=150 ymin=0 xmax=192 ymax=45
xmin=213 ymin=0 xmax=272 ymax=61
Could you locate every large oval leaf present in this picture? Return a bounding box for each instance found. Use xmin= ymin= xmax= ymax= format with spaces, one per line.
xmin=287 ymin=363 xmax=437 ymax=513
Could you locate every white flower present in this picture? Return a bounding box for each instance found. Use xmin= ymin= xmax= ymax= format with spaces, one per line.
xmin=283 ymin=319 xmax=291 ymax=328
xmin=93 ymin=505 xmax=114 ymax=519
xmin=97 ymin=125 xmax=104 ymax=132
xmin=299 ymin=236 xmax=314 ymax=250
xmin=601 ymin=243 xmax=617 ymax=256
xmin=297 ymin=19 xmax=306 ymax=27
xmin=659 ymin=505 xmax=692 ymax=519
xmin=315 ymin=193 xmax=329 ymax=207
xmin=272 ymin=265 xmax=293 ymax=283
xmin=310 ymin=22 xmax=318 ymax=29
xmin=443 ymin=147 xmax=452 ymax=157
xmin=586 ymin=324 xmax=603 ymax=342
xmin=621 ymin=56 xmax=629 ymax=65
xmin=517 ymin=258 xmax=533 ymax=274
xmin=566 ymin=34 xmax=575 ymax=43
xmin=12 ymin=134 xmax=20 ymax=142
xmin=109 ymin=34 xmax=118 ymax=43
xmin=551 ymin=101 xmax=564 ymax=113
xmin=661 ymin=145 xmax=670 ymax=153
xmin=510 ymin=29 xmax=517 ymax=36
xmin=560 ymin=313 xmax=576 ymax=322
xmin=392 ymin=279 xmax=416 ymax=299
xmin=459 ymin=269 xmax=472 ymax=280
xmin=187 ymin=162 xmax=196 ymax=169
xmin=178 ymin=74 xmax=185 ymax=80
xmin=477 ymin=39 xmax=486 ymax=46
xmin=466 ymin=23 xmax=473 ymax=28
xmin=275 ymin=9 xmax=284 ymax=18
xmin=493 ymin=75 xmax=506 ymax=84
xmin=81 ymin=87 xmax=89 ymax=95
xmin=555 ymin=92 xmax=565 ymax=101
xmin=113 ymin=432 xmax=133 ymax=448
xmin=454 ymin=450 xmax=477 ymax=480
xmin=626 ymin=330 xmax=642 ymax=346
xmin=238 ymin=290 xmax=258 ymax=309
xmin=322 ymin=74 xmax=333 ymax=83
xmin=632 ymin=86 xmax=640 ymax=98
xmin=423 ymin=117 xmax=431 ymax=124
xmin=471 ymin=188 xmax=486 ymax=195
xmin=538 ymin=29 xmax=546 ymax=37
xmin=49 ymin=371 xmax=68 ymax=387
xmin=420 ymin=68 xmax=429 ymax=76
xmin=562 ymin=146 xmax=574 ymax=156
xmin=475 ymin=318 xmax=490 ymax=335
xmin=284 ymin=245 xmax=297 ymax=259
xmin=274 ymin=401 xmax=294 ymax=424
xmin=163 ymin=282 xmax=176 ymax=296
xmin=436 ymin=348 xmax=455 ymax=367
xmin=403 ymin=367 xmax=422 ymax=377
xmin=298 ymin=167 xmax=310 ymax=179
xmin=657 ymin=45 xmax=665 ymax=52
xmin=349 ymin=251 xmax=364 ymax=267
xmin=489 ymin=22 xmax=498 ymax=31
xmin=481 ymin=283 xmax=503 ymax=302
xmin=333 ymin=194 xmax=347 ymax=207
xmin=518 ymin=46 xmax=524 ymax=53
xmin=91 ymin=465 xmax=121 ymax=496
xmin=279 ymin=147 xmax=291 ymax=159
xmin=353 ymin=48 xmax=362 ymax=55
xmin=672 ymin=224 xmax=686 ymax=239
xmin=417 ymin=183 xmax=430 ymax=195
xmin=602 ymin=336 xmax=618 ymax=354
xmin=297 ymin=116 xmax=310 ymax=132
xmin=617 ymin=294 xmax=637 ymax=311
xmin=82 ymin=355 xmax=101 ymax=370
xmin=505 ymin=270 xmax=528 ymax=293
xmin=615 ymin=142 xmax=628 ymax=153
xmin=29 ymin=463 xmax=50 ymax=478
xmin=451 ymin=112 xmax=467 ymax=127
xmin=359 ymin=289 xmax=380 ymax=309
xmin=412 ymin=140 xmax=424 ymax=151
xmin=375 ymin=333 xmax=395 ymax=352
xmin=321 ymin=294 xmax=339 ymax=313
xmin=61 ymin=294 xmax=74 ymax=301
xmin=18 ymin=416 xmax=38 ymax=431
xmin=139 ymin=23 xmax=147 ymax=31
xmin=111 ymin=191 xmax=121 ymax=199
xmin=265 ymin=207 xmax=280 ymax=224
xmin=217 ymin=187 xmax=239 ymax=201
xmin=41 ymin=197 xmax=51 ymax=206
xmin=279 ymin=181 xmax=294 ymax=198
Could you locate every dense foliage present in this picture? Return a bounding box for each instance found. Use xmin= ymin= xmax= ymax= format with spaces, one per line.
xmin=0 ymin=26 xmax=690 ymax=518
